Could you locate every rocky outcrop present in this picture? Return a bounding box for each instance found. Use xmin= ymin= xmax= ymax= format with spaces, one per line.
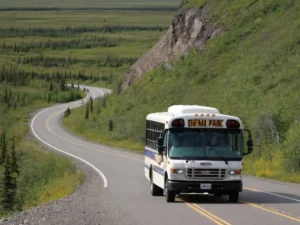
xmin=120 ymin=4 xmax=223 ymax=91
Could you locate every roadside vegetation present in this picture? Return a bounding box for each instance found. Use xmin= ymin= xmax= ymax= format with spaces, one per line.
xmin=63 ymin=0 xmax=300 ymax=183
xmin=0 ymin=78 xmax=85 ymax=216
xmin=0 ymin=0 xmax=180 ymax=218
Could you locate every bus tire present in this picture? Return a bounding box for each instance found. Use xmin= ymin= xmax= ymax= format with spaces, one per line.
xmin=150 ymin=169 xmax=163 ymax=196
xmin=214 ymin=193 xmax=223 ymax=198
xmin=165 ymin=177 xmax=175 ymax=202
xmin=229 ymin=192 xmax=239 ymax=203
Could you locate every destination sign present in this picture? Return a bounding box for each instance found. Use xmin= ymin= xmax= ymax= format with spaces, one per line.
xmin=188 ymin=119 xmax=224 ymax=128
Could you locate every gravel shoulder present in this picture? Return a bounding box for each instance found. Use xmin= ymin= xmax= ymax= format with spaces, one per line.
xmin=0 ymin=154 xmax=139 ymax=225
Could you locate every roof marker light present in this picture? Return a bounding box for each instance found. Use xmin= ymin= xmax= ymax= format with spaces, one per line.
xmin=226 ymin=119 xmax=240 ymax=129
xmin=171 ymin=119 xmax=185 ymax=128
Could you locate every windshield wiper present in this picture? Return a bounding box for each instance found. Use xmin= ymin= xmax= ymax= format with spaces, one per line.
xmin=182 ymin=148 xmax=198 ymax=163
xmin=207 ymin=146 xmax=228 ymax=165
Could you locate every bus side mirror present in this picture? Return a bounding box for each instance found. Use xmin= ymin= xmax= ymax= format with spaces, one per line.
xmin=157 ymin=137 xmax=164 ymax=154
xmin=247 ymin=139 xmax=253 ymax=154
xmin=243 ymin=129 xmax=253 ymax=156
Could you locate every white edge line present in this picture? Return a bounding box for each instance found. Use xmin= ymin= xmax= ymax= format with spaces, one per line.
xmin=263 ymin=192 xmax=300 ymax=203
xmin=30 ymin=90 xmax=108 ymax=188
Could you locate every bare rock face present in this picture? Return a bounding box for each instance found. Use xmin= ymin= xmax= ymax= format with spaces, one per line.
xmin=120 ymin=5 xmax=223 ymax=91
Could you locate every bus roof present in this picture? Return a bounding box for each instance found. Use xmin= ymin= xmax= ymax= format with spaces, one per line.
xmin=168 ymin=105 xmax=220 ymax=115
xmin=146 ymin=105 xmax=244 ymax=129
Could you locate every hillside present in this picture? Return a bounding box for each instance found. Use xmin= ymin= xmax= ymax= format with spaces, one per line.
xmin=63 ymin=0 xmax=300 ymax=183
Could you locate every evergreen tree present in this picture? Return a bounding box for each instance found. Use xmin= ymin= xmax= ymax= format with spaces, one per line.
xmin=109 ymin=120 xmax=113 ymax=131
xmin=4 ymin=86 xmax=8 ymax=103
xmin=11 ymin=136 xmax=20 ymax=176
xmin=85 ymin=102 xmax=89 ymax=120
xmin=96 ymin=102 xmax=101 ymax=115
xmin=3 ymin=156 xmax=17 ymax=211
xmin=0 ymin=131 xmax=7 ymax=165
xmin=102 ymin=97 xmax=107 ymax=108
xmin=90 ymin=97 xmax=93 ymax=113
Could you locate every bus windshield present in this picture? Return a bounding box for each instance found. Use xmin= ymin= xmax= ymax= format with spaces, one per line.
xmin=167 ymin=128 xmax=243 ymax=160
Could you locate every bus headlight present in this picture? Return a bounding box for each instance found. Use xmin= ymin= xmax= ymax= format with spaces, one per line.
xmin=229 ymin=169 xmax=242 ymax=175
xmin=170 ymin=168 xmax=184 ymax=174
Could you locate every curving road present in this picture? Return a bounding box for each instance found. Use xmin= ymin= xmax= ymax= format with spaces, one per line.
xmin=30 ymin=85 xmax=300 ymax=225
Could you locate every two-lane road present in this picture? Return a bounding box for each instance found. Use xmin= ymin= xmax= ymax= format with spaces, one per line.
xmin=30 ymin=85 xmax=300 ymax=225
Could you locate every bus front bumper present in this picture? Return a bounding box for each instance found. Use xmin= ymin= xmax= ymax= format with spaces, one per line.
xmin=168 ymin=180 xmax=242 ymax=194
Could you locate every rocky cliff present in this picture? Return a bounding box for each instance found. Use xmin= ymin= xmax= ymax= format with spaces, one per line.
xmin=120 ymin=4 xmax=223 ymax=91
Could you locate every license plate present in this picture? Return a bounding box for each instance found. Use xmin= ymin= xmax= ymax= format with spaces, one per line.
xmin=200 ymin=183 xmax=211 ymax=190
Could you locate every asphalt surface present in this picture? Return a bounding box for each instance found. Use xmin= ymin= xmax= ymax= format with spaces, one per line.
xmin=29 ymin=85 xmax=300 ymax=225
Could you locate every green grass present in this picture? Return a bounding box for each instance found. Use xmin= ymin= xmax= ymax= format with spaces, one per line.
xmin=63 ymin=103 xmax=144 ymax=151
xmin=62 ymin=0 xmax=300 ymax=184
xmin=10 ymin=139 xmax=84 ymax=211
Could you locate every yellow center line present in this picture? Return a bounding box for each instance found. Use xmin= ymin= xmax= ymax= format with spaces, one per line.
xmin=243 ymin=187 xmax=260 ymax=192
xmin=182 ymin=200 xmax=231 ymax=225
xmin=191 ymin=203 xmax=232 ymax=225
xmin=185 ymin=202 xmax=226 ymax=225
xmin=240 ymin=201 xmax=300 ymax=223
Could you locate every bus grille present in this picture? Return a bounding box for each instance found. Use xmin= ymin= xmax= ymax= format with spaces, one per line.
xmin=186 ymin=168 xmax=227 ymax=179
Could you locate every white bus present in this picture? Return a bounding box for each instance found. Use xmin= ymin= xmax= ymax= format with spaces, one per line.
xmin=144 ymin=105 xmax=253 ymax=203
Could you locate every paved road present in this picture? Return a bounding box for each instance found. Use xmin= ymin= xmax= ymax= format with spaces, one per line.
xmin=31 ymin=85 xmax=300 ymax=225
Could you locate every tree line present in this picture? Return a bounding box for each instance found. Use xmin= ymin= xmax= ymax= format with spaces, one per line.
xmin=17 ymin=54 xmax=137 ymax=68
xmin=0 ymin=7 xmax=179 ymax=12
xmin=1 ymin=37 xmax=118 ymax=53
xmin=0 ymin=65 xmax=97 ymax=85
xmin=0 ymin=75 xmax=67 ymax=110
xmin=0 ymin=25 xmax=166 ymax=37
xmin=0 ymin=65 xmax=118 ymax=92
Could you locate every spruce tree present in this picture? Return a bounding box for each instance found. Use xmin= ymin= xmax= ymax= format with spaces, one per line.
xmin=90 ymin=97 xmax=93 ymax=113
xmin=3 ymin=156 xmax=16 ymax=211
xmin=109 ymin=120 xmax=113 ymax=131
xmin=0 ymin=131 xmax=7 ymax=165
xmin=11 ymin=136 xmax=19 ymax=176
xmin=85 ymin=102 xmax=89 ymax=120
xmin=0 ymin=132 xmax=2 ymax=165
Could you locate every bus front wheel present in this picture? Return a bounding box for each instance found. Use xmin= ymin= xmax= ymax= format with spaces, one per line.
xmin=229 ymin=192 xmax=239 ymax=203
xmin=165 ymin=178 xmax=175 ymax=202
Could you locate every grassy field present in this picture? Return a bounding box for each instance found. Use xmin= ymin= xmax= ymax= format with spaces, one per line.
xmin=62 ymin=0 xmax=300 ymax=184
xmin=0 ymin=0 xmax=181 ymax=218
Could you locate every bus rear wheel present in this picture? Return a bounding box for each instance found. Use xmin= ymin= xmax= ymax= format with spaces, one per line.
xmin=150 ymin=170 xmax=163 ymax=196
